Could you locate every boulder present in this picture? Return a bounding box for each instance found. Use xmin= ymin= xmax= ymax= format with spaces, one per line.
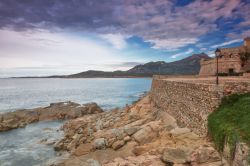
xmin=73 ymin=143 xmax=93 ymax=156
xmin=162 ymin=148 xmax=191 ymax=164
xmin=132 ymin=126 xmax=157 ymax=145
xmin=93 ymin=138 xmax=107 ymax=150
xmin=191 ymin=146 xmax=221 ymax=165
xmin=86 ymin=159 xmax=101 ymax=166
xmin=112 ymin=140 xmax=125 ymax=150
xmin=170 ymin=128 xmax=191 ymax=137
xmin=124 ymin=127 xmax=139 ymax=136
xmin=124 ymin=136 xmax=131 ymax=142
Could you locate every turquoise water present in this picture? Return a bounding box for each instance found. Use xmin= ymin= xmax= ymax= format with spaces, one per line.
xmin=0 ymin=78 xmax=152 ymax=113
xmin=0 ymin=78 xmax=152 ymax=165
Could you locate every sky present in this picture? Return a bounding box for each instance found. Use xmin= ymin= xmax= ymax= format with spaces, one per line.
xmin=0 ymin=0 xmax=250 ymax=77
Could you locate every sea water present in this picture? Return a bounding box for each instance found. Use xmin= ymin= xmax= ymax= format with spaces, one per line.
xmin=0 ymin=78 xmax=151 ymax=165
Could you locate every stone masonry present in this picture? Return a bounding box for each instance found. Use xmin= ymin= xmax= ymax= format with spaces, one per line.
xmin=150 ymin=75 xmax=250 ymax=137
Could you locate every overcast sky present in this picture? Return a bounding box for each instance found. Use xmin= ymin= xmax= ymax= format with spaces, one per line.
xmin=0 ymin=0 xmax=250 ymax=77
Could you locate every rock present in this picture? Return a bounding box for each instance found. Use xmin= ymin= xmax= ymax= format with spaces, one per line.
xmin=170 ymin=128 xmax=191 ymax=136
xmin=124 ymin=127 xmax=138 ymax=136
xmin=191 ymin=145 xmax=221 ymax=165
xmin=132 ymin=126 xmax=157 ymax=145
xmin=0 ymin=102 xmax=103 ymax=132
xmin=111 ymin=128 xmax=125 ymax=140
xmin=162 ymin=148 xmax=190 ymax=164
xmin=124 ymin=136 xmax=131 ymax=142
xmin=112 ymin=140 xmax=125 ymax=150
xmin=54 ymin=141 xmax=65 ymax=151
xmin=73 ymin=143 xmax=93 ymax=156
xmin=103 ymin=154 xmax=165 ymax=166
xmin=86 ymin=159 xmax=101 ymax=166
xmin=93 ymin=138 xmax=107 ymax=150
xmin=133 ymin=145 xmax=151 ymax=156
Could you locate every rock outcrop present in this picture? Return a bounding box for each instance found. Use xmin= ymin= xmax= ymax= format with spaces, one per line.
xmin=0 ymin=102 xmax=103 ymax=132
xmin=52 ymin=96 xmax=228 ymax=166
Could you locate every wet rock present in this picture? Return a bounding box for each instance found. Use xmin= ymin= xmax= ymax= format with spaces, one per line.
xmin=0 ymin=102 xmax=103 ymax=132
xmin=54 ymin=141 xmax=66 ymax=151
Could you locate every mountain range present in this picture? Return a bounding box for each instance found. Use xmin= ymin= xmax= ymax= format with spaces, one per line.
xmin=60 ymin=53 xmax=210 ymax=78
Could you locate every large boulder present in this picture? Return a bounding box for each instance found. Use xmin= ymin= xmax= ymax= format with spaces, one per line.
xmin=161 ymin=147 xmax=191 ymax=164
xmin=132 ymin=126 xmax=157 ymax=145
xmin=191 ymin=145 xmax=221 ymax=165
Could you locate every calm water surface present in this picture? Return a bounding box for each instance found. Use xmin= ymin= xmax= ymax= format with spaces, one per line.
xmin=0 ymin=78 xmax=151 ymax=166
xmin=0 ymin=78 xmax=152 ymax=113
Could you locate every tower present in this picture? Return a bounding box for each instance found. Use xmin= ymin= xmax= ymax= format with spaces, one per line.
xmin=244 ymin=37 xmax=250 ymax=47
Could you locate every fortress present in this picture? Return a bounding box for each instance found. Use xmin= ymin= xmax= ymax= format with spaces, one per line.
xmin=199 ymin=37 xmax=250 ymax=76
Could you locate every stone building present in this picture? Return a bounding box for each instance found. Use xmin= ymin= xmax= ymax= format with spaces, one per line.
xmin=199 ymin=37 xmax=250 ymax=76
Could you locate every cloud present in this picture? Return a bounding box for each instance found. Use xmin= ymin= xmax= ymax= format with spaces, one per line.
xmin=0 ymin=29 xmax=124 ymax=71
xmin=105 ymin=61 xmax=143 ymax=71
xmin=0 ymin=0 xmax=246 ymax=50
xmin=100 ymin=34 xmax=128 ymax=49
xmin=148 ymin=38 xmax=198 ymax=50
xmin=211 ymin=39 xmax=242 ymax=48
xmin=170 ymin=48 xmax=194 ymax=59
xmin=227 ymin=29 xmax=250 ymax=39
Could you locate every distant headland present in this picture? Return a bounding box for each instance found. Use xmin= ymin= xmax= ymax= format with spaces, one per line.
xmin=14 ymin=53 xmax=210 ymax=78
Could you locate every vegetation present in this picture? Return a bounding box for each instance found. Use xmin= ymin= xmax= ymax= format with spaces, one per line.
xmin=218 ymin=72 xmax=242 ymax=76
xmin=208 ymin=93 xmax=250 ymax=158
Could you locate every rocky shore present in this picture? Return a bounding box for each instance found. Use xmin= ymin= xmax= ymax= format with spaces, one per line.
xmin=50 ymin=96 xmax=228 ymax=166
xmin=0 ymin=102 xmax=103 ymax=132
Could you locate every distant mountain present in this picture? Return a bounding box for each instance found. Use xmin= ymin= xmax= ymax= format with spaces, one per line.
xmin=63 ymin=53 xmax=210 ymax=78
xmin=128 ymin=53 xmax=210 ymax=75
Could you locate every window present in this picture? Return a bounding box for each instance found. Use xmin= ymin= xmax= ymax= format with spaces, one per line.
xmin=229 ymin=68 xmax=234 ymax=75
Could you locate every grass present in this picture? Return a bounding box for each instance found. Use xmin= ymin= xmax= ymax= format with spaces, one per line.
xmin=208 ymin=93 xmax=250 ymax=159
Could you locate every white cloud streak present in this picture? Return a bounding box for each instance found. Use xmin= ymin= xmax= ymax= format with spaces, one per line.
xmin=211 ymin=39 xmax=242 ymax=48
xmin=170 ymin=48 xmax=194 ymax=59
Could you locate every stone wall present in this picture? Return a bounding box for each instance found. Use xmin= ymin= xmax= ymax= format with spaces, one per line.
xmin=150 ymin=76 xmax=250 ymax=137
xmin=150 ymin=76 xmax=250 ymax=165
xmin=150 ymin=77 xmax=223 ymax=136
xmin=199 ymin=58 xmax=243 ymax=76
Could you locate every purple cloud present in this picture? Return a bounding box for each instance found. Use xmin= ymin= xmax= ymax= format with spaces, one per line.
xmin=0 ymin=0 xmax=249 ymax=50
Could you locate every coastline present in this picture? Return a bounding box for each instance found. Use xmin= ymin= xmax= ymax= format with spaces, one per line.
xmin=1 ymin=76 xmax=249 ymax=165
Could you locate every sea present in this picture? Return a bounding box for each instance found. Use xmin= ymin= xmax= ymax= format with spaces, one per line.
xmin=0 ymin=78 xmax=152 ymax=166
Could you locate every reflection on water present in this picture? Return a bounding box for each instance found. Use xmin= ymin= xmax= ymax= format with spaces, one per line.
xmin=0 ymin=121 xmax=64 ymax=166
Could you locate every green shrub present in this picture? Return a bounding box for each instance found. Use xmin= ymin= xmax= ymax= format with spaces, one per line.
xmin=208 ymin=93 xmax=250 ymax=159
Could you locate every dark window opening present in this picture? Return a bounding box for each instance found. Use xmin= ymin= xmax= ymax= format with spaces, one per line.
xmin=229 ymin=68 xmax=234 ymax=75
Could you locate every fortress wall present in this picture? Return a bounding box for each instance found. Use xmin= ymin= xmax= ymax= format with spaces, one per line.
xmin=199 ymin=58 xmax=242 ymax=76
xmin=199 ymin=59 xmax=217 ymax=76
xmin=150 ymin=76 xmax=250 ymax=136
